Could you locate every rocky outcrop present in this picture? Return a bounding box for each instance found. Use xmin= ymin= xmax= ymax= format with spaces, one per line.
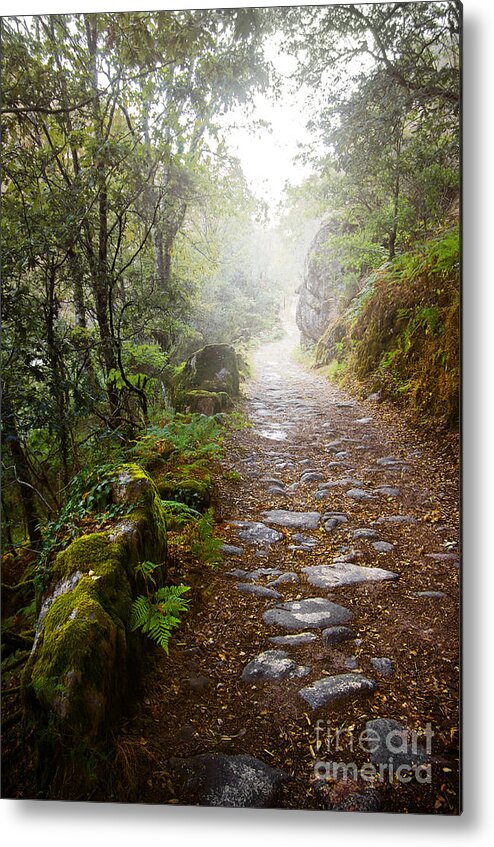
xmin=296 ymin=221 xmax=343 ymax=349
xmin=21 ymin=464 xmax=168 ymax=793
xmin=172 ymin=343 xmax=240 ymax=414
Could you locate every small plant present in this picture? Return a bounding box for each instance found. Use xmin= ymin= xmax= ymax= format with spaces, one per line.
xmin=189 ymin=508 xmax=223 ymax=567
xmin=223 ymin=469 xmax=241 ymax=482
xmin=130 ymin=561 xmax=190 ymax=654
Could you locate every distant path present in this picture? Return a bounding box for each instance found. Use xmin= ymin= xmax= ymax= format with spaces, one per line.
xmin=131 ymin=317 xmax=460 ymax=813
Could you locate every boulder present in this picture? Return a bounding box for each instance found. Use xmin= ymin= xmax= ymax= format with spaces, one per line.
xmin=21 ymin=464 xmax=168 ymax=793
xmin=296 ymin=221 xmax=344 ymax=349
xmin=172 ymin=343 xmax=240 ymax=414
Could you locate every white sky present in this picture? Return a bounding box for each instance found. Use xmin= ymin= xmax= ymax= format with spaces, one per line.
xmin=219 ymin=40 xmax=318 ymax=221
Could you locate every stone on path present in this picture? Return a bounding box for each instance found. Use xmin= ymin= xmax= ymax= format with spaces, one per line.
xmin=237 ymin=583 xmax=282 ymax=600
xmin=169 ymin=753 xmax=287 ymax=808
xmin=263 ymin=597 xmax=352 ymax=631
xmin=267 ymin=572 xmax=300 ymax=587
xmin=370 ymin=657 xmax=394 ymax=677
xmin=365 ymin=719 xmax=431 ymax=769
xmin=221 ymin=543 xmax=244 ymax=556
xmin=262 ymin=510 xmax=321 ymax=530
xmin=318 ymin=478 xmax=365 ymax=490
xmin=299 ymin=674 xmax=376 ymax=710
xmin=372 ymin=541 xmax=395 ymax=553
xmin=322 ymin=626 xmax=356 ymax=647
xmin=226 ymin=567 xmax=282 ymax=582
xmin=302 ymin=561 xmax=398 ymax=589
xmin=351 ymin=528 xmax=378 ymax=540
xmin=234 ymin=521 xmax=283 ymax=545
xmin=300 ymin=471 xmax=325 ymax=484
xmin=291 ymin=533 xmax=319 ymax=548
xmin=241 ymin=649 xmax=310 ymax=681
xmin=269 ymin=632 xmax=318 ymax=647
xmin=376 ymin=456 xmax=407 ymax=467
xmin=425 ymin=552 xmax=459 ymax=562
xmin=267 ymin=486 xmax=287 ymax=496
xmin=374 ymin=487 xmax=400 ymax=497
xmin=413 ymin=590 xmax=446 ymax=598
xmin=374 ymin=515 xmax=417 ymax=525
xmin=323 ymin=513 xmax=348 ymax=533
xmin=346 ymin=488 xmax=376 ymax=501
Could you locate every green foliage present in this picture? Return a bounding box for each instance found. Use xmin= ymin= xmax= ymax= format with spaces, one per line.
xmin=317 ymin=226 xmax=459 ymax=426
xmin=223 ymin=469 xmax=241 ymax=482
xmin=188 ymin=508 xmax=223 ymax=568
xmin=130 ymin=584 xmax=190 ymax=653
xmin=129 ymin=414 xmax=224 ymax=466
xmin=36 ymin=463 xmax=129 ymax=588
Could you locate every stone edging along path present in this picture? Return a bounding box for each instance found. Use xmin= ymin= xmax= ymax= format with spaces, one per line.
xmin=127 ymin=325 xmax=460 ymax=813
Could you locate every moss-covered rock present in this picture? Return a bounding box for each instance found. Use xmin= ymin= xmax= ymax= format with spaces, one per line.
xmin=172 ymin=344 xmax=239 ymax=413
xmin=181 ymin=389 xmax=232 ymax=416
xmin=155 ymin=461 xmax=213 ymax=511
xmin=21 ymin=462 xmax=168 ymax=790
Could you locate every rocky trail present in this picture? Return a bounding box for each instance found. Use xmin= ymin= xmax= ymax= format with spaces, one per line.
xmin=115 ymin=322 xmax=460 ymax=814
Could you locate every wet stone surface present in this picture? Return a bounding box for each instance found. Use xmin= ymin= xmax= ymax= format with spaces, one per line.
xmin=221 ymin=543 xmax=245 ymax=556
xmin=322 ymin=626 xmax=356 ymax=647
xmin=365 ymin=719 xmax=432 ymax=769
xmin=302 ymin=562 xmax=398 ymax=589
xmin=237 ymin=583 xmax=282 ymax=600
xmin=169 ymin=753 xmax=287 ymax=807
xmin=242 ymin=649 xmax=311 ymax=682
xmin=263 ymin=597 xmax=353 ymax=631
xmin=234 ymin=521 xmax=284 ymax=545
xmin=299 ymin=674 xmax=376 ymax=710
xmin=372 ymin=541 xmax=395 ymax=553
xmin=269 ymin=632 xmax=318 ymax=647
xmin=262 ymin=510 xmax=321 ymax=530
xmin=267 ymin=572 xmax=300 ymax=587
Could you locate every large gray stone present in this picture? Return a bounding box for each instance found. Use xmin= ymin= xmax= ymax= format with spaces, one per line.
xmin=262 ymin=510 xmax=321 ymax=530
xmin=374 ymin=515 xmax=417 ymax=525
xmin=365 ymin=719 xmax=431 ymax=769
xmin=302 ymin=562 xmax=398 ymax=589
xmin=263 ymin=597 xmax=352 ymax=631
xmin=234 ymin=521 xmax=283 ymax=545
xmin=299 ymin=674 xmax=376 ymax=710
xmin=322 ymin=626 xmax=356 ymax=647
xmin=351 ymin=528 xmax=378 ymax=540
xmin=372 ymin=541 xmax=395 ymax=553
xmin=295 ymin=221 xmax=342 ymax=347
xmin=300 ymin=471 xmax=325 ymax=484
xmin=221 ymin=544 xmax=244 ymax=556
xmin=242 ymin=649 xmax=310 ymax=681
xmin=237 ymin=583 xmax=282 ymax=600
xmin=267 ymin=572 xmax=300 ymax=587
xmin=269 ymin=632 xmax=318 ymax=647
xmin=169 ymin=753 xmax=287 ymax=807
xmin=346 ymin=488 xmax=376 ymax=501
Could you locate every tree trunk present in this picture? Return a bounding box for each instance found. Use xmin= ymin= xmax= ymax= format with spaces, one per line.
xmin=2 ymin=393 xmax=42 ymax=551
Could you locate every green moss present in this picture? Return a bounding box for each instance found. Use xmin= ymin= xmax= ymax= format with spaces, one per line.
xmin=53 ymin=533 xmax=126 ymax=582
xmin=22 ymin=581 xmax=126 ymax=738
xmin=155 ymin=461 xmax=213 ymax=511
